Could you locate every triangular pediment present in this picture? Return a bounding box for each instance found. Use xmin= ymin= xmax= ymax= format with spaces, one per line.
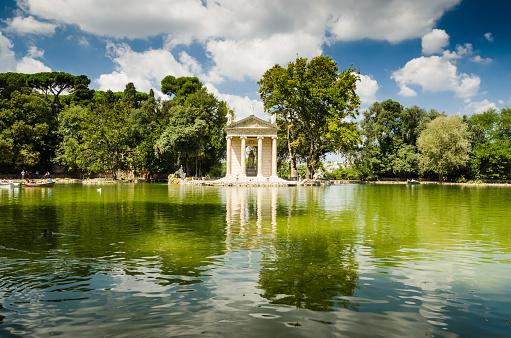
xmin=227 ymin=115 xmax=277 ymax=130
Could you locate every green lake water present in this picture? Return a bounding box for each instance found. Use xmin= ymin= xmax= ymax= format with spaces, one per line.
xmin=1 ymin=183 xmax=510 ymax=337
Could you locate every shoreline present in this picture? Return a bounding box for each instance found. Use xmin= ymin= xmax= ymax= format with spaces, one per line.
xmin=332 ymin=180 xmax=511 ymax=187
xmin=4 ymin=177 xmax=511 ymax=187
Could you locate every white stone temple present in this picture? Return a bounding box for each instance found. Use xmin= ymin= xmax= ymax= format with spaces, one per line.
xmin=216 ymin=110 xmax=293 ymax=185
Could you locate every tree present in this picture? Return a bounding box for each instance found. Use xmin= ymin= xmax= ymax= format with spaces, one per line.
xmin=54 ymin=105 xmax=88 ymax=172
xmin=161 ymin=76 xmax=202 ymax=98
xmin=356 ymin=101 xmax=441 ymax=179
xmin=156 ymin=76 xmax=229 ymax=176
xmin=126 ymin=90 xmax=167 ymax=176
xmin=0 ymin=73 xmax=30 ymax=100
xmin=417 ymin=115 xmax=471 ymax=181
xmin=26 ymin=72 xmax=77 ymax=110
xmin=259 ymin=55 xmax=360 ymax=179
xmin=155 ymin=106 xmax=209 ymax=174
xmin=466 ymin=107 xmax=511 ymax=179
xmin=70 ymin=75 xmax=95 ymax=106
xmin=77 ymin=98 xmax=132 ymax=178
xmin=0 ymin=91 xmax=54 ymax=168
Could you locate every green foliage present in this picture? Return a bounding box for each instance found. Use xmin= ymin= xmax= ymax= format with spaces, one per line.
xmin=258 ymin=55 xmax=360 ymax=179
xmin=3 ymin=69 xmax=510 ymax=182
xmin=467 ymin=107 xmax=511 ymax=180
xmin=0 ymin=73 xmax=31 ymax=100
xmin=0 ymin=72 xmax=229 ymax=177
xmin=70 ymin=75 xmax=95 ymax=106
xmin=79 ymin=102 xmax=133 ymax=177
xmin=356 ymin=100 xmax=440 ymax=179
xmin=54 ymin=105 xmax=88 ymax=171
xmin=417 ymin=115 xmax=471 ymax=180
xmin=0 ymin=91 xmax=54 ymax=168
xmin=26 ymin=72 xmax=77 ymax=110
xmin=154 ymin=86 xmax=228 ymax=176
xmin=161 ymin=76 xmax=202 ymax=98
xmin=328 ymin=166 xmax=359 ymax=180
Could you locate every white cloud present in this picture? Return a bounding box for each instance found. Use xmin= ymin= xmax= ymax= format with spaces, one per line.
xmin=0 ymin=32 xmax=52 ymax=73
xmin=463 ymin=99 xmax=497 ymax=115
xmin=422 ymin=29 xmax=449 ymax=55
xmin=0 ymin=32 xmax=17 ymax=72
xmin=455 ymin=43 xmax=473 ymax=57
xmin=484 ymin=32 xmax=493 ymax=42
xmin=15 ymin=0 xmax=462 ymax=92
xmin=27 ymin=46 xmax=44 ymax=58
xmin=78 ymin=37 xmax=90 ymax=48
xmin=398 ymin=85 xmax=418 ymax=97
xmin=15 ymin=45 xmax=51 ymax=73
xmin=205 ymin=32 xmax=322 ymax=83
xmin=16 ymin=57 xmax=52 ymax=73
xmin=207 ymin=83 xmax=266 ymax=120
xmin=392 ymin=53 xmax=481 ymax=98
xmin=5 ymin=16 xmax=58 ymax=35
xmin=96 ymin=42 xmax=203 ymax=92
xmin=19 ymin=0 xmax=459 ymax=44
xmin=356 ymin=74 xmax=379 ymax=104
xmin=470 ymin=55 xmax=492 ymax=64
xmin=328 ymin=0 xmax=460 ymax=43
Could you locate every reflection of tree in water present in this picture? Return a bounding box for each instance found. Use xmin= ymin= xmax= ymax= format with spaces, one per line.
xmin=257 ymin=234 xmax=359 ymax=311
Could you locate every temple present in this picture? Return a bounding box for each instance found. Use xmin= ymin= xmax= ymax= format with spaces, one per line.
xmin=217 ymin=110 xmax=291 ymax=185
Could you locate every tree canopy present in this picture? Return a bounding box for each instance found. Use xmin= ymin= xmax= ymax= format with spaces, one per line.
xmin=466 ymin=107 xmax=511 ymax=180
xmin=417 ymin=115 xmax=471 ymax=180
xmin=0 ymin=71 xmax=230 ymax=179
xmin=357 ymin=100 xmax=441 ymax=179
xmin=1 ymin=69 xmax=511 ymax=183
xmin=258 ymin=55 xmax=360 ymax=178
xmin=155 ymin=78 xmax=229 ymax=176
xmin=161 ymin=76 xmax=203 ymax=98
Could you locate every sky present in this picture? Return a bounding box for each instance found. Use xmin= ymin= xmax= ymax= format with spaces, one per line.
xmin=1 ymin=0 xmax=510 ymax=123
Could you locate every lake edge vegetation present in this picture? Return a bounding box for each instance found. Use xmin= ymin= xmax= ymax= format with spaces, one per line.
xmin=1 ymin=58 xmax=510 ymax=182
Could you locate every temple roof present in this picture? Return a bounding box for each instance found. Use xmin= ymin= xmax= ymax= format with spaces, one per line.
xmin=226 ymin=114 xmax=277 ymax=131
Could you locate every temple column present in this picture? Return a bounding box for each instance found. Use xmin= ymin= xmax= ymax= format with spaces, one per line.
xmin=240 ymin=136 xmax=247 ymax=177
xmin=257 ymin=136 xmax=264 ymax=177
xmin=226 ymin=136 xmax=232 ymax=177
xmin=271 ymin=136 xmax=278 ymax=177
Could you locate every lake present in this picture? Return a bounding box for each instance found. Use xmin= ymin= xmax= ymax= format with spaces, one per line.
xmin=1 ymin=183 xmax=510 ymax=337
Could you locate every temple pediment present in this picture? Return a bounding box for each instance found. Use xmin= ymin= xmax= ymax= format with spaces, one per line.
xmin=226 ymin=115 xmax=277 ymax=131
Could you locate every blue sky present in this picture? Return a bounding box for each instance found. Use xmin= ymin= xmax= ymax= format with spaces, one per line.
xmin=1 ymin=0 xmax=510 ymax=121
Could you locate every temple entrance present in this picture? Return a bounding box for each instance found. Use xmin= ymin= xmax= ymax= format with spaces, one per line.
xmin=246 ymin=146 xmax=257 ymax=177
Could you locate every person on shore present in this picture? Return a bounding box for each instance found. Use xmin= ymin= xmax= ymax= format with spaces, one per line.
xmin=21 ymin=170 xmax=25 ymax=179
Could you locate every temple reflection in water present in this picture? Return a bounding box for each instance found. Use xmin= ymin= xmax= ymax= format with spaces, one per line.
xmin=223 ymin=186 xmax=359 ymax=311
xmin=224 ymin=186 xmax=279 ymax=251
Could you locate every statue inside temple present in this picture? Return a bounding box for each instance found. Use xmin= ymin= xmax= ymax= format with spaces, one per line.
xmin=248 ymin=150 xmax=255 ymax=170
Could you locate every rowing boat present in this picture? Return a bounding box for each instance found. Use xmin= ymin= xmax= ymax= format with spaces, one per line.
xmin=23 ymin=181 xmax=55 ymax=187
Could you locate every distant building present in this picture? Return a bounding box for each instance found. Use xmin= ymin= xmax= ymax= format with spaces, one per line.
xmin=323 ymin=161 xmax=353 ymax=172
xmin=323 ymin=161 xmax=340 ymax=173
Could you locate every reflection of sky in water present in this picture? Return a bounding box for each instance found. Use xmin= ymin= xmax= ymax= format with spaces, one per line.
xmin=1 ymin=184 xmax=511 ymax=337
